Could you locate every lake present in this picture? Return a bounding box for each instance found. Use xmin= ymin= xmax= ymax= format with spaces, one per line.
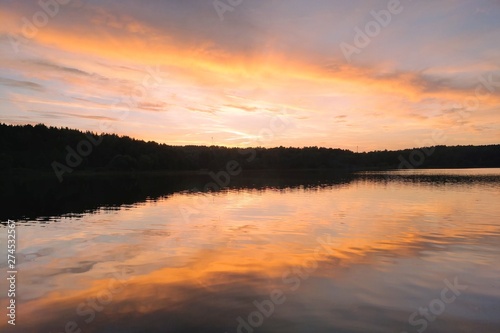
xmin=1 ymin=168 xmax=500 ymax=333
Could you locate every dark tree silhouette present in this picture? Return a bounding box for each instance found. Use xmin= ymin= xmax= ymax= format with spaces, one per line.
xmin=1 ymin=123 xmax=499 ymax=174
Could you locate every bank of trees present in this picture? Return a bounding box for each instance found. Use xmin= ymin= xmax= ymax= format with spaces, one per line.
xmin=1 ymin=123 xmax=499 ymax=173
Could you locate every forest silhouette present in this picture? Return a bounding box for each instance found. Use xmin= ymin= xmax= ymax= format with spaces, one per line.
xmin=1 ymin=123 xmax=499 ymax=219
xmin=1 ymin=123 xmax=499 ymax=173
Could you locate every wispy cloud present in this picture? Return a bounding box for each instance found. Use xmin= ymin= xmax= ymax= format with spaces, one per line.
xmin=0 ymin=77 xmax=44 ymax=91
xmin=28 ymin=110 xmax=118 ymax=122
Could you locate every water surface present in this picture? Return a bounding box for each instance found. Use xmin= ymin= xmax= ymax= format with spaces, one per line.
xmin=1 ymin=169 xmax=499 ymax=333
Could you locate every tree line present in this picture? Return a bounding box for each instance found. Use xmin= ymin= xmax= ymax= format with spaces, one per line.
xmin=1 ymin=123 xmax=499 ymax=174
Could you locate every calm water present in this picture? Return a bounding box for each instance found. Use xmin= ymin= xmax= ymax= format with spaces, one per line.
xmin=1 ymin=169 xmax=500 ymax=333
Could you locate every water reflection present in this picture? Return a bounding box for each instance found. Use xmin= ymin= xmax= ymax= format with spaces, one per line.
xmin=0 ymin=169 xmax=499 ymax=332
xmin=0 ymin=170 xmax=357 ymax=220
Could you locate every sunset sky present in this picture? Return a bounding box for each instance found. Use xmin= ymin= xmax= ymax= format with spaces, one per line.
xmin=0 ymin=0 xmax=499 ymax=151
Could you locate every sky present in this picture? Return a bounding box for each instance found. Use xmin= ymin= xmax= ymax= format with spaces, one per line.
xmin=0 ymin=0 xmax=499 ymax=151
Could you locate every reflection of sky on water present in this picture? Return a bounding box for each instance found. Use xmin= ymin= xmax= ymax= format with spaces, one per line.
xmin=0 ymin=170 xmax=499 ymax=332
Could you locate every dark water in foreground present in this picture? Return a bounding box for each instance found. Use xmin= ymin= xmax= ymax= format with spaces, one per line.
xmin=1 ymin=169 xmax=500 ymax=333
